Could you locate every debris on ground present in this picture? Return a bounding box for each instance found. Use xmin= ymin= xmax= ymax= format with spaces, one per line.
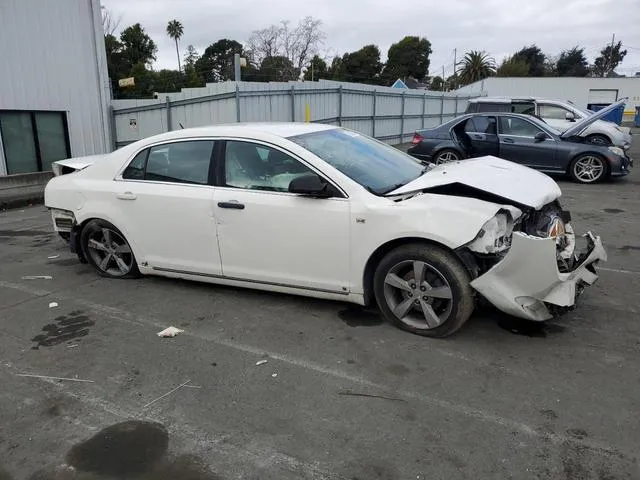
xmin=47 ymin=255 xmax=60 ymax=259
xmin=48 ymin=302 xmax=58 ymax=308
xmin=156 ymin=326 xmax=184 ymax=338
xmin=255 ymin=360 xmax=268 ymax=366
xmin=337 ymin=390 xmax=405 ymax=402
xmin=16 ymin=373 xmax=94 ymax=383
xmin=272 ymin=373 xmax=278 ymax=378
xmin=21 ymin=275 xmax=52 ymax=280
xmin=143 ymin=379 xmax=196 ymax=408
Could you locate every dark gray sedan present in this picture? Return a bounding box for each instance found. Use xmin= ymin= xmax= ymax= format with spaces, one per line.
xmin=407 ymin=100 xmax=632 ymax=184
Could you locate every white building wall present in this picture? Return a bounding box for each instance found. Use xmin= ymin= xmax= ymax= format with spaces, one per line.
xmin=456 ymin=77 xmax=640 ymax=116
xmin=0 ymin=0 xmax=111 ymax=175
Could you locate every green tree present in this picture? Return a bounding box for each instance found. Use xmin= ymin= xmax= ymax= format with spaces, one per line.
xmin=429 ymin=76 xmax=444 ymax=91
xmin=556 ymin=47 xmax=589 ymax=76
xmin=258 ymin=56 xmax=296 ymax=82
xmin=592 ymin=41 xmax=627 ymax=77
xmin=166 ymin=20 xmax=184 ymax=72
xmin=152 ymin=69 xmax=184 ymax=93
xmin=496 ymin=55 xmax=530 ymax=77
xmin=182 ymin=45 xmax=204 ymax=87
xmin=195 ymin=39 xmax=245 ymax=82
xmin=119 ymin=23 xmax=157 ymax=71
xmin=304 ymin=55 xmax=329 ymax=81
xmin=384 ymin=36 xmax=432 ymax=83
xmin=336 ymin=45 xmax=383 ymax=84
xmin=457 ymin=51 xmax=495 ymax=86
xmin=512 ymin=45 xmax=547 ymax=76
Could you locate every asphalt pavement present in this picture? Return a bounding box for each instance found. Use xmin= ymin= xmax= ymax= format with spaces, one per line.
xmin=0 ymin=147 xmax=639 ymax=479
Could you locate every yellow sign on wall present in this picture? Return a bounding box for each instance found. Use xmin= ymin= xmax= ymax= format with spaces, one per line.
xmin=118 ymin=77 xmax=135 ymax=88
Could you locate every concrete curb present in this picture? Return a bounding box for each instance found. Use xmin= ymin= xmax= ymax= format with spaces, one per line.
xmin=0 ymin=172 xmax=52 ymax=211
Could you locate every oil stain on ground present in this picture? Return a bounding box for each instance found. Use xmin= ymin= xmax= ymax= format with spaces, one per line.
xmin=31 ymin=311 xmax=94 ymax=349
xmin=26 ymin=420 xmax=223 ymax=479
xmin=498 ymin=317 xmax=565 ymax=337
xmin=602 ymin=208 xmax=625 ymax=214
xmin=338 ymin=307 xmax=384 ymax=327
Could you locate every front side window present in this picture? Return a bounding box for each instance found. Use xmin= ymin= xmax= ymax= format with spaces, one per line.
xmin=499 ymin=117 xmax=545 ymax=137
xmin=538 ymin=104 xmax=572 ymax=120
xmin=224 ymin=141 xmax=314 ymax=192
xmin=289 ymin=128 xmax=423 ymax=194
xmin=122 ymin=140 xmax=214 ymax=185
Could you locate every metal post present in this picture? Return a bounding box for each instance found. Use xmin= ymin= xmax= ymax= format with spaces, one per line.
xmin=108 ymin=105 xmax=117 ymax=151
xmin=372 ymin=90 xmax=377 ymax=137
xmin=234 ymin=53 xmax=241 ymax=82
xmin=454 ymin=96 xmax=459 ymax=116
xmin=235 ymin=84 xmax=241 ymax=122
xmin=440 ymin=95 xmax=445 ymax=124
xmin=165 ymin=96 xmax=172 ymax=131
xmin=290 ymin=85 xmax=295 ymax=121
xmin=338 ymin=85 xmax=343 ymax=126
xmin=400 ymin=91 xmax=406 ymax=142
xmin=422 ymin=93 xmax=427 ymax=129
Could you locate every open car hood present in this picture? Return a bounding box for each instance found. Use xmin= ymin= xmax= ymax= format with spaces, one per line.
xmin=388 ymin=156 xmax=562 ymax=210
xmin=560 ymin=98 xmax=627 ymax=139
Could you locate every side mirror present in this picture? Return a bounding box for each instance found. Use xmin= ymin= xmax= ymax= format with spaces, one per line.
xmin=534 ymin=132 xmax=548 ymax=142
xmin=565 ymin=111 xmax=576 ymax=122
xmin=289 ymin=173 xmax=334 ymax=198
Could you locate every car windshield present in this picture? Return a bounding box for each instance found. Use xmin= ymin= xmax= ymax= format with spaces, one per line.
xmin=289 ymin=128 xmax=424 ymax=194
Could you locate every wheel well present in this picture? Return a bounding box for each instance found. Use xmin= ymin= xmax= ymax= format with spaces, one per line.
xmin=585 ymin=133 xmax=610 ymax=142
xmin=433 ymin=147 xmax=463 ymax=159
xmin=362 ymin=237 xmax=473 ymax=306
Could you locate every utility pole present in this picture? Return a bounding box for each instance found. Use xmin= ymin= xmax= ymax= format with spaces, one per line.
xmin=608 ymin=34 xmax=615 ymax=75
xmin=453 ymin=48 xmax=457 ymax=90
xmin=442 ymin=65 xmax=445 ymax=92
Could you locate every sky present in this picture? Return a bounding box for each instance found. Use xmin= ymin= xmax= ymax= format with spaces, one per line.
xmin=101 ymin=0 xmax=640 ymax=79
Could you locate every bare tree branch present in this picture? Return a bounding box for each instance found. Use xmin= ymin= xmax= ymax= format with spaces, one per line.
xmin=101 ymin=6 xmax=122 ymax=36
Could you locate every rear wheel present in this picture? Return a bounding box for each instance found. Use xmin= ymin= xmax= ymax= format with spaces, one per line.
xmin=81 ymin=219 xmax=140 ymax=278
xmin=569 ymin=154 xmax=608 ymax=184
xmin=585 ymin=134 xmax=611 ymax=147
xmin=433 ymin=149 xmax=461 ymax=165
xmin=373 ymin=244 xmax=475 ymax=338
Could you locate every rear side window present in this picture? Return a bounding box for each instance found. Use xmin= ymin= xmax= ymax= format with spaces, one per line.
xmin=465 ymin=103 xmax=478 ymax=113
xmin=122 ymin=140 xmax=215 ymax=185
xmin=465 ymin=116 xmax=497 ymax=134
xmin=512 ymin=102 xmax=535 ymax=115
xmin=476 ymin=102 xmax=511 ymax=113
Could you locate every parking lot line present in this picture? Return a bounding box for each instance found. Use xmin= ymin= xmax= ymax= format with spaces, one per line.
xmin=1 ymin=278 xmax=636 ymax=462
xmin=598 ymin=266 xmax=640 ymax=275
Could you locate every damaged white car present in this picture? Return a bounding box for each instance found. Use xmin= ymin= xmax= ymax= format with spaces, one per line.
xmin=45 ymin=123 xmax=606 ymax=337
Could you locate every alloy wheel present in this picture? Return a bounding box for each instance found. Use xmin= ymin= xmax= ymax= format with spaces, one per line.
xmin=86 ymin=227 xmax=134 ymax=277
xmin=434 ymin=151 xmax=459 ymax=164
xmin=573 ymin=156 xmax=604 ymax=183
xmin=383 ymin=260 xmax=453 ymax=329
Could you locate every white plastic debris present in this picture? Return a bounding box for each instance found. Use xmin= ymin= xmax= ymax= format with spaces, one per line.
xmin=156 ymin=326 xmax=184 ymax=338
xmin=48 ymin=302 xmax=58 ymax=308
xmin=271 ymin=373 xmax=278 ymax=378
xmin=47 ymin=255 xmax=60 ymax=259
xmin=22 ymin=275 xmax=52 ymax=280
xmin=255 ymin=360 xmax=268 ymax=366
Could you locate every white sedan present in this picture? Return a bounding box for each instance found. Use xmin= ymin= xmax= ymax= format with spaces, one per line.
xmin=45 ymin=123 xmax=606 ymax=337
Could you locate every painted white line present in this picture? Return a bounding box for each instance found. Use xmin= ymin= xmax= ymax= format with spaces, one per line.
xmin=599 ymin=266 xmax=640 ymax=275
xmin=1 ymin=280 xmax=637 ymax=459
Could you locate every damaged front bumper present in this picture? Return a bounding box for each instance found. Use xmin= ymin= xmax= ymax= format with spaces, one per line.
xmin=470 ymin=231 xmax=607 ymax=321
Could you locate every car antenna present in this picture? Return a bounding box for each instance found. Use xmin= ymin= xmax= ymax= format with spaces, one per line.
xmin=179 ymin=123 xmax=185 ymax=129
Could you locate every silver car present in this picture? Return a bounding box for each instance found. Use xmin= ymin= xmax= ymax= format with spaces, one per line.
xmin=466 ymin=97 xmax=632 ymax=150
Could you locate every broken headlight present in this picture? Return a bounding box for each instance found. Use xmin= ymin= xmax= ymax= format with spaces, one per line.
xmin=467 ymin=212 xmax=514 ymax=254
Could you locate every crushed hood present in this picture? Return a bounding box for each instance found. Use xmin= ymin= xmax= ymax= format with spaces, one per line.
xmin=561 ymin=98 xmax=627 ymax=139
xmin=388 ymin=156 xmax=562 ymax=210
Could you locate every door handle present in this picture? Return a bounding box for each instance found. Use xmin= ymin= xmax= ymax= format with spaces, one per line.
xmin=470 ymin=134 xmax=486 ymax=140
xmin=116 ymin=192 xmax=137 ymax=200
xmin=217 ymin=201 xmax=245 ymax=210
xmin=502 ymin=138 xmax=515 ymax=144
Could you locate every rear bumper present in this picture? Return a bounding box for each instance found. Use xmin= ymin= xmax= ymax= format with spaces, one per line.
xmin=470 ymin=231 xmax=606 ymax=321
xmin=406 ymin=146 xmax=432 ymax=162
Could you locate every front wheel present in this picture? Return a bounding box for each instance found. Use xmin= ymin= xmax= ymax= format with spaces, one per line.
xmin=569 ymin=154 xmax=608 ymax=184
xmin=81 ymin=219 xmax=141 ymax=279
xmin=373 ymin=244 xmax=475 ymax=338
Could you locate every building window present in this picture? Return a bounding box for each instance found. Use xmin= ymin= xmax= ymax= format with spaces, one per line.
xmin=0 ymin=111 xmax=71 ymax=175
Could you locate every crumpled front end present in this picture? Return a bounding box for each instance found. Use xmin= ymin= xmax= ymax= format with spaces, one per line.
xmin=465 ymin=203 xmax=607 ymax=321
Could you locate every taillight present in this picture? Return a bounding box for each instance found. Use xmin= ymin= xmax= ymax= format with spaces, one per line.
xmin=411 ymin=133 xmax=424 ymax=145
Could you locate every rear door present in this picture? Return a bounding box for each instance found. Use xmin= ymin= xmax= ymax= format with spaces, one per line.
xmin=497 ymin=115 xmax=559 ymax=169
xmin=463 ymin=116 xmax=499 ymax=157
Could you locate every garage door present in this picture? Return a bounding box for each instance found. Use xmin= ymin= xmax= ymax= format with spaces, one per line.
xmin=588 ymin=89 xmax=618 ymax=104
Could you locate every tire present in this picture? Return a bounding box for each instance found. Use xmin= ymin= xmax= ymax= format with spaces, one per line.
xmin=569 ymin=154 xmax=609 ymax=184
xmin=433 ymin=149 xmax=461 ymax=165
xmin=373 ymin=243 xmax=475 ymax=338
xmin=80 ymin=219 xmax=141 ymax=279
xmin=585 ymin=134 xmax=611 ymax=147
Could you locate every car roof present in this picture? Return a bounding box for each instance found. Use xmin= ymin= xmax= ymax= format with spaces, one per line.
xmin=469 ymin=96 xmax=537 ymax=103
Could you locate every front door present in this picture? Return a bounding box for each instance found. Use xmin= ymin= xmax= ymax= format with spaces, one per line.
xmin=213 ymin=139 xmax=350 ymax=293
xmin=463 ymin=115 xmax=499 ymax=157
xmin=497 ymin=116 xmax=559 ymax=170
xmin=112 ymin=139 xmax=222 ymax=275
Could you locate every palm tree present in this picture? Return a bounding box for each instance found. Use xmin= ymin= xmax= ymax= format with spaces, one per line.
xmin=166 ymin=20 xmax=184 ymax=72
xmin=457 ymin=51 xmax=496 ymax=86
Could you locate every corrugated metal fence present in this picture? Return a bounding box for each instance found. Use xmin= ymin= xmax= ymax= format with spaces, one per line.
xmin=112 ymin=80 xmax=479 ymax=148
